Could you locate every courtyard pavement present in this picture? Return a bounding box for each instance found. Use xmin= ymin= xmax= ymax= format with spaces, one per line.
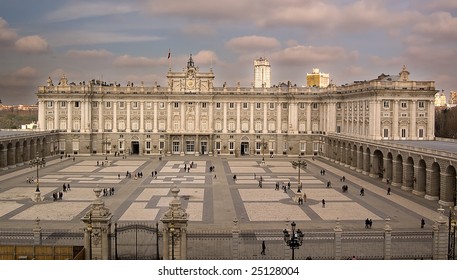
xmin=0 ymin=154 xmax=445 ymax=233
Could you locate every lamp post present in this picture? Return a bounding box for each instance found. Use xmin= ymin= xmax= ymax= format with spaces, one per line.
xmin=292 ymin=154 xmax=306 ymax=192
xmin=448 ymin=207 xmax=456 ymax=260
xmin=261 ymin=138 xmax=267 ymax=165
xmin=283 ymin=221 xmax=304 ymax=260
xmin=29 ymin=152 xmax=45 ymax=202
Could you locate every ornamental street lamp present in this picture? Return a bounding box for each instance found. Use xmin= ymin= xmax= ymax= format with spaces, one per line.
xmin=87 ymin=213 xmax=93 ymax=260
xmin=292 ymin=154 xmax=307 ymax=192
xmin=448 ymin=207 xmax=456 ymax=260
xmin=283 ymin=221 xmax=304 ymax=260
xmin=29 ymin=152 xmax=46 ymax=195
xmin=261 ymin=138 xmax=267 ymax=165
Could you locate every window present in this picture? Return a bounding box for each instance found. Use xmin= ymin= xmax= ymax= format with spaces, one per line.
xmin=47 ymin=101 xmax=53 ymax=108
xmin=215 ymin=142 xmax=221 ymax=150
xmin=300 ymin=142 xmax=306 ymax=152
xmin=299 ymin=102 xmax=305 ymax=109
xmin=418 ymin=128 xmax=424 ymax=138
xmin=146 ymin=141 xmax=151 ymax=149
xmin=159 ymin=102 xmax=165 ymax=109
xmin=282 ymin=103 xmax=288 ymax=109
xmin=269 ymin=103 xmax=275 ymax=109
xmin=312 ymin=103 xmax=318 ymax=109
xmin=229 ymin=102 xmax=235 ymax=109
xmin=383 ymin=100 xmax=390 ymax=108
xmin=159 ymin=141 xmax=165 ymax=151
xmin=118 ymin=120 xmax=125 ymax=131
xmin=92 ymin=101 xmax=98 ymax=108
xmin=255 ymin=120 xmax=262 ymax=131
xmin=145 ymin=120 xmax=152 ymax=131
xmin=228 ymin=120 xmax=235 ymax=131
xmin=146 ymin=102 xmax=152 ymax=109
xmin=174 ymin=102 xmax=179 ymax=108
xmin=201 ymin=102 xmax=207 ymax=109
xmin=242 ymin=102 xmax=248 ymax=109
xmin=401 ymin=101 xmax=407 ymax=108
xmin=215 ymin=120 xmax=222 ymax=131
xmin=256 ymin=103 xmax=261 ymax=109
xmin=132 ymin=101 xmax=138 ymax=109
xmin=336 ymin=102 xmax=341 ymax=109
xmin=74 ymin=101 xmax=80 ymax=108
xmin=119 ymin=101 xmax=125 ymax=109
xmin=383 ymin=128 xmax=389 ymax=138
xmin=60 ymin=101 xmax=66 ymax=108
xmin=401 ymin=128 xmax=407 ymax=138
xmin=229 ymin=142 xmax=234 ymax=150
xmin=216 ymin=102 xmax=221 ymax=109
xmin=418 ymin=101 xmax=425 ymax=109
xmin=105 ymin=101 xmax=111 ymax=108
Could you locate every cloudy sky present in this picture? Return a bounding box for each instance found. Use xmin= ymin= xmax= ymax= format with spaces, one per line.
xmin=0 ymin=0 xmax=456 ymax=104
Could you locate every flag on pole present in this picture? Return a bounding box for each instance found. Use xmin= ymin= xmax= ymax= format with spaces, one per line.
xmin=168 ymin=49 xmax=171 ymax=59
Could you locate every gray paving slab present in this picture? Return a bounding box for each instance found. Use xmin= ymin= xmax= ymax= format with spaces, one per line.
xmin=0 ymin=155 xmax=445 ymax=233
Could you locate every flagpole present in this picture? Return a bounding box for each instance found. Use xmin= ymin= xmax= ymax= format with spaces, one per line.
xmin=168 ymin=49 xmax=171 ymax=70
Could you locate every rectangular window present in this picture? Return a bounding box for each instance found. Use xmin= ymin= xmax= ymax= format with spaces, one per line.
xmin=401 ymin=101 xmax=407 ymax=108
xmin=269 ymin=103 xmax=275 ymax=109
xmin=146 ymin=141 xmax=151 ymax=149
xmin=60 ymin=101 xmax=66 ymax=108
xmin=159 ymin=141 xmax=165 ymax=150
xmin=47 ymin=101 xmax=53 ymax=108
xmin=159 ymin=102 xmax=165 ymax=109
xmin=282 ymin=103 xmax=288 ymax=109
xmin=201 ymin=102 xmax=207 ymax=109
xmin=256 ymin=103 xmax=261 ymax=109
xmin=146 ymin=102 xmax=152 ymax=109
xmin=74 ymin=101 xmax=80 ymax=108
xmin=242 ymin=102 xmax=248 ymax=109
xmin=105 ymin=101 xmax=111 ymax=108
xmin=418 ymin=128 xmax=424 ymax=138
xmin=383 ymin=128 xmax=389 ymax=138
xmin=92 ymin=101 xmax=98 ymax=108
xmin=174 ymin=102 xmax=179 ymax=108
xmin=383 ymin=100 xmax=390 ymax=108
xmin=215 ymin=142 xmax=221 ymax=150
xmin=401 ymin=128 xmax=407 ymax=138
xmin=312 ymin=103 xmax=318 ymax=109
xmin=132 ymin=101 xmax=138 ymax=109
xmin=418 ymin=101 xmax=425 ymax=108
xmin=119 ymin=101 xmax=125 ymax=109
xmin=229 ymin=142 xmax=234 ymax=150
xmin=229 ymin=102 xmax=235 ymax=109
xmin=299 ymin=102 xmax=305 ymax=109
xmin=216 ymin=102 xmax=221 ymax=109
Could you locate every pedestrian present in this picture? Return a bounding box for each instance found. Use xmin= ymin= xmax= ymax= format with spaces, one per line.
xmin=360 ymin=188 xmax=365 ymax=196
xmin=322 ymin=199 xmax=326 ymax=208
xmin=365 ymin=218 xmax=370 ymax=228
xmin=261 ymin=241 xmax=266 ymax=255
xmin=421 ymin=218 xmax=425 ymax=228
xmin=387 ymin=187 xmax=391 ymax=195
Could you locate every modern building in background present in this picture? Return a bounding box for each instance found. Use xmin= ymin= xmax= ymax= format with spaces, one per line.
xmin=36 ymin=58 xmax=437 ymax=156
xmin=253 ymin=57 xmax=271 ymax=88
xmin=306 ymin=68 xmax=330 ymax=88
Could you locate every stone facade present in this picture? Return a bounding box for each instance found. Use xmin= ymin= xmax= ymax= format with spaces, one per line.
xmin=35 ymin=59 xmax=436 ymax=157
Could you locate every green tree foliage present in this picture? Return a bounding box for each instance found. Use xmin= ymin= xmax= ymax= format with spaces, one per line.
xmin=435 ymin=107 xmax=457 ymax=138
xmin=0 ymin=112 xmax=37 ymax=129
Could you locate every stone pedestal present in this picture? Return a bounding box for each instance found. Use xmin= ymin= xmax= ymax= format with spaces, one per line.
xmin=161 ymin=185 xmax=189 ymax=260
xmin=81 ymin=187 xmax=113 ymax=260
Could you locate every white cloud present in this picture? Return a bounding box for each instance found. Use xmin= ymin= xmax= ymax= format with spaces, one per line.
xmin=113 ymin=54 xmax=165 ymax=67
xmin=226 ymin=36 xmax=280 ymax=53
xmin=45 ymin=1 xmax=139 ymax=22
xmin=14 ymin=35 xmax=50 ymax=54
xmin=0 ymin=17 xmax=18 ymax=43
xmin=13 ymin=66 xmax=38 ymax=78
xmin=66 ymin=49 xmax=113 ymax=58
xmin=193 ymin=50 xmax=220 ymax=66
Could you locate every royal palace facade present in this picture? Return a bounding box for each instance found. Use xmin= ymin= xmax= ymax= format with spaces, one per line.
xmin=36 ymin=56 xmax=437 ymax=157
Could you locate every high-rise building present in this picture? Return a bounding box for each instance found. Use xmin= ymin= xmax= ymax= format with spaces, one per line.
xmin=306 ymin=68 xmax=330 ymax=88
xmin=254 ymin=57 xmax=271 ymax=88
xmin=36 ymin=58 xmax=436 ymax=157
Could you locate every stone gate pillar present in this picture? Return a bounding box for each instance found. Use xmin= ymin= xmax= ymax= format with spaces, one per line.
xmin=433 ymin=207 xmax=448 ymax=260
xmin=333 ymin=218 xmax=342 ymax=260
xmin=161 ymin=186 xmax=189 ymax=260
xmin=81 ymin=187 xmax=113 ymax=260
xmin=384 ymin=217 xmax=392 ymax=260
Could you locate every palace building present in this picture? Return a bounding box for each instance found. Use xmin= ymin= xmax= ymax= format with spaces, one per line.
xmin=36 ymin=56 xmax=437 ymax=157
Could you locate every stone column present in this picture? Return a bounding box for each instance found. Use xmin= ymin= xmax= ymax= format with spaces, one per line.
xmin=33 ymin=217 xmax=42 ymax=245
xmin=167 ymin=102 xmax=172 ymax=132
xmin=427 ymin=101 xmax=435 ymax=139
xmin=392 ymin=100 xmax=399 ymax=140
xmin=433 ymin=207 xmax=448 ymax=260
xmin=98 ymin=101 xmax=103 ymax=132
xmin=410 ymin=101 xmax=417 ymax=140
xmin=263 ymin=102 xmax=268 ymax=133
xmin=249 ymin=102 xmax=254 ymax=133
xmin=112 ymin=102 xmax=117 ymax=132
xmin=38 ymin=101 xmax=46 ymax=131
xmin=180 ymin=102 xmax=185 ymax=132
xmin=223 ymin=102 xmax=228 ymax=133
xmin=333 ymin=218 xmax=342 ymax=260
xmin=232 ymin=218 xmax=240 ymax=260
xmin=236 ymin=102 xmax=241 ymax=133
xmin=402 ymin=162 xmax=414 ymax=191
xmin=160 ymin=185 xmax=189 ymax=260
xmin=277 ymin=103 xmax=281 ymax=133
xmin=81 ymin=187 xmax=113 ymax=260
xmin=67 ymin=103 xmax=72 ymax=132
xmin=140 ymin=101 xmax=144 ymax=133
xmin=384 ymin=217 xmax=392 ymax=260
xmin=153 ymin=102 xmax=158 ymax=133
xmin=126 ymin=101 xmax=131 ymax=132
xmin=306 ymin=103 xmax=312 ymax=133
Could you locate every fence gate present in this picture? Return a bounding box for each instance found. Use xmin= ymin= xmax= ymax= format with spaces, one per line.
xmin=114 ymin=223 xmax=160 ymax=260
